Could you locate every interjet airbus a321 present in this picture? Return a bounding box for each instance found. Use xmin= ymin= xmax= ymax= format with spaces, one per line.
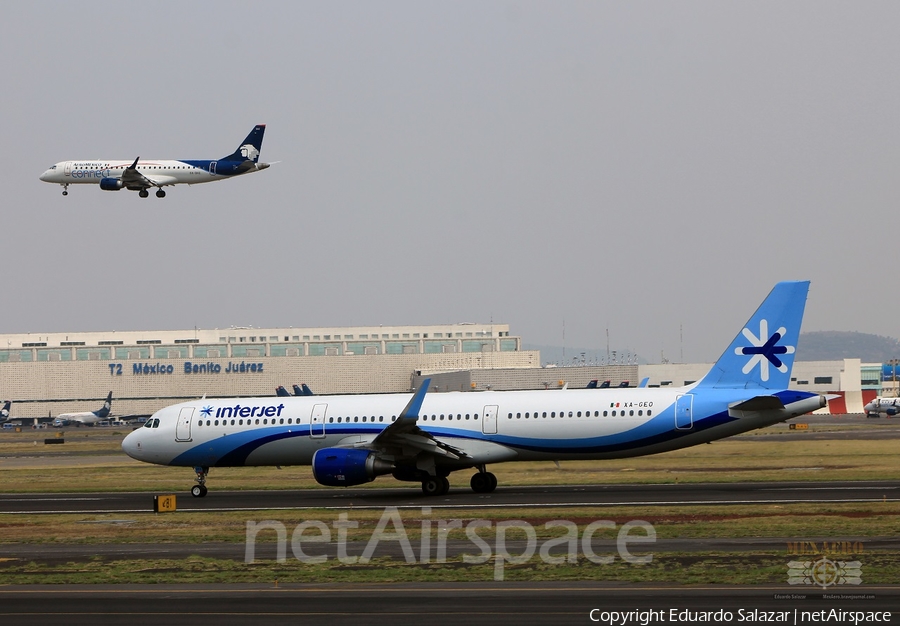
xmin=39 ymin=125 xmax=268 ymax=198
xmin=123 ymin=281 xmax=825 ymax=498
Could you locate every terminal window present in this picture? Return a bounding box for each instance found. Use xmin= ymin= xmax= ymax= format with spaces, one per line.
xmin=814 ymin=376 xmax=833 ymax=385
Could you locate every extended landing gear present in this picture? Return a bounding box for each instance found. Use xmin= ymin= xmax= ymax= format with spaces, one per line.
xmin=470 ymin=470 xmax=497 ymax=493
xmin=191 ymin=466 xmax=209 ymax=497
xmin=139 ymin=189 xmax=149 ymax=198
xmin=156 ymin=188 xmax=166 ymax=198
xmin=62 ymin=184 xmax=69 ymax=196
xmin=421 ymin=475 xmax=450 ymax=496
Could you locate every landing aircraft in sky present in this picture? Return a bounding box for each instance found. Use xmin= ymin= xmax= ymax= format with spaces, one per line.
xmin=123 ymin=281 xmax=825 ymax=498
xmin=54 ymin=392 xmax=113 ymax=427
xmin=39 ymin=125 xmax=268 ymax=198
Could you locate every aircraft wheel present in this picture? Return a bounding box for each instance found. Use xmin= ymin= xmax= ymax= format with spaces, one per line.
xmin=139 ymin=189 xmax=149 ymax=198
xmin=471 ymin=472 xmax=497 ymax=493
xmin=438 ymin=476 xmax=450 ymax=496
xmin=62 ymin=190 xmax=68 ymax=196
xmin=156 ymin=189 xmax=166 ymax=198
xmin=421 ymin=477 xmax=443 ymax=496
xmin=191 ymin=485 xmax=208 ymax=498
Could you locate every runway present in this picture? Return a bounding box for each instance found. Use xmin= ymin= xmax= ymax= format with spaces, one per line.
xmin=2 ymin=480 xmax=899 ymax=514
xmin=0 ymin=583 xmax=897 ymax=625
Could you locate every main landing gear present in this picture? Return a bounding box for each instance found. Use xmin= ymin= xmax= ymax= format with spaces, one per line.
xmin=139 ymin=189 xmax=149 ymax=198
xmin=138 ymin=188 xmax=167 ymax=198
xmin=419 ymin=469 xmax=498 ymax=496
xmin=470 ymin=470 xmax=497 ymax=493
xmin=156 ymin=188 xmax=166 ymax=198
xmin=191 ymin=466 xmax=209 ymax=497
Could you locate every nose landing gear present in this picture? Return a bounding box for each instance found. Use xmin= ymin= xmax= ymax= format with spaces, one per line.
xmin=191 ymin=466 xmax=209 ymax=497
xmin=62 ymin=184 xmax=69 ymax=196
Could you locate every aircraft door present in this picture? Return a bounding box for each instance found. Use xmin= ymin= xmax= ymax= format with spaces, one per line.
xmin=310 ymin=403 xmax=327 ymax=438
xmin=675 ymin=394 xmax=693 ymax=430
xmin=63 ymin=161 xmax=72 ymax=177
xmin=482 ymin=405 xmax=498 ymax=435
xmin=175 ymin=407 xmax=194 ymax=442
xmin=209 ymin=161 xmax=217 ymax=175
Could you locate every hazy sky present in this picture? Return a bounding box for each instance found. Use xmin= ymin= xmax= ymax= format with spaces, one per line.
xmin=3 ymin=2 xmax=898 ymax=363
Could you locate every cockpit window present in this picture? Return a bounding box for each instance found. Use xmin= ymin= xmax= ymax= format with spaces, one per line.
xmin=152 ymin=419 xmax=160 ymax=428
xmin=143 ymin=419 xmax=153 ymax=428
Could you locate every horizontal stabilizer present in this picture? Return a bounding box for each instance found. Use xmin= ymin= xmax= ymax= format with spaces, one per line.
xmin=729 ymin=396 xmax=785 ymax=412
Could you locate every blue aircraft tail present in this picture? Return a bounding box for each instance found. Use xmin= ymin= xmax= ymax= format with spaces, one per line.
xmin=222 ymin=125 xmax=266 ymax=162
xmin=94 ymin=392 xmax=113 ymax=418
xmin=695 ymin=281 xmax=809 ymax=390
xmin=275 ymin=386 xmax=291 ymax=397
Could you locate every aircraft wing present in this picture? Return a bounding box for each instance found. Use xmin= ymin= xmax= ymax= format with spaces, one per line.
xmin=330 ymin=380 xmax=473 ymax=463
xmin=366 ymin=380 xmax=470 ymax=461
xmin=120 ymin=158 xmax=155 ymax=189
xmin=120 ymin=158 xmax=177 ymax=189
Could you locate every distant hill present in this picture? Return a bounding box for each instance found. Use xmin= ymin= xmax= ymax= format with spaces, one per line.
xmin=797 ymin=331 xmax=900 ymax=362
xmin=526 ymin=331 xmax=900 ymax=366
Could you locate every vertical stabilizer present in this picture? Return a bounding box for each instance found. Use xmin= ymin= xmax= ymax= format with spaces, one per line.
xmin=696 ymin=281 xmax=809 ymax=390
xmin=222 ymin=125 xmax=265 ymax=162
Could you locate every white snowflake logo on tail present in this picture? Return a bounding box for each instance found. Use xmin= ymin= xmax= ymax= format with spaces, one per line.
xmin=735 ymin=319 xmax=795 ymax=382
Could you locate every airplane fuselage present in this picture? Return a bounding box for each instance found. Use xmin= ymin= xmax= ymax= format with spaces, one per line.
xmin=40 ymin=124 xmax=268 ymax=197
xmin=39 ymin=160 xmax=265 ymax=189
xmin=123 ymin=386 xmax=823 ymax=470
xmin=55 ymin=412 xmax=104 ymax=426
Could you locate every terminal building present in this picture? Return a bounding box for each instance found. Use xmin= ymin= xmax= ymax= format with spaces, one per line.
xmin=0 ymin=323 xmax=888 ymax=420
xmin=0 ymin=323 xmax=536 ymax=418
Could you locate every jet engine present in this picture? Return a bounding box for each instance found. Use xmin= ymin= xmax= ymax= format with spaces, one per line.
xmin=99 ymin=177 xmax=124 ymax=191
xmin=311 ymin=448 xmax=394 ymax=487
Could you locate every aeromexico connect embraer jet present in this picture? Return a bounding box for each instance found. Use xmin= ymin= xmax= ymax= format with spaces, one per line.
xmin=39 ymin=125 xmax=268 ymax=198
xmin=123 ymin=281 xmax=826 ymax=498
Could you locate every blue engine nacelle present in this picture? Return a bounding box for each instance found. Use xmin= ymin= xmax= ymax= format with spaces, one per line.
xmin=886 ymin=407 xmax=898 ymax=416
xmin=311 ymin=448 xmax=394 ymax=487
xmin=99 ymin=177 xmax=124 ymax=191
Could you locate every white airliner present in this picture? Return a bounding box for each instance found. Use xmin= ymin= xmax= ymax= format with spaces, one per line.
xmin=54 ymin=392 xmax=113 ymax=427
xmin=864 ymin=397 xmax=900 ymax=418
xmin=123 ymin=281 xmax=825 ymax=498
xmin=39 ymin=125 xmax=269 ymax=198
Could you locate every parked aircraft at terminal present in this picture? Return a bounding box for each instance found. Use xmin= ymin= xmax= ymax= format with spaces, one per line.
xmin=864 ymin=397 xmax=900 ymax=418
xmin=54 ymin=392 xmax=113 ymax=427
xmin=123 ymin=282 xmax=826 ymax=498
xmin=39 ymin=125 xmax=268 ymax=198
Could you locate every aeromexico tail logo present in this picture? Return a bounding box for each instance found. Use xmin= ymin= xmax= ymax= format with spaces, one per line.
xmin=736 ymin=319 xmax=795 ymax=381
xmin=240 ymin=143 xmax=259 ymax=161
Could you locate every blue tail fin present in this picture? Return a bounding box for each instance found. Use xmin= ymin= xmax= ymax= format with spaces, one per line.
xmin=275 ymin=386 xmax=291 ymax=397
xmin=94 ymin=391 xmax=113 ymax=418
xmin=222 ymin=125 xmax=265 ymax=162
xmin=696 ymin=281 xmax=809 ymax=390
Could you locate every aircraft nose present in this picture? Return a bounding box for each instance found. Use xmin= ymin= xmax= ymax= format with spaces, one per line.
xmin=39 ymin=170 xmax=52 ymax=182
xmin=121 ymin=430 xmax=143 ymax=460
